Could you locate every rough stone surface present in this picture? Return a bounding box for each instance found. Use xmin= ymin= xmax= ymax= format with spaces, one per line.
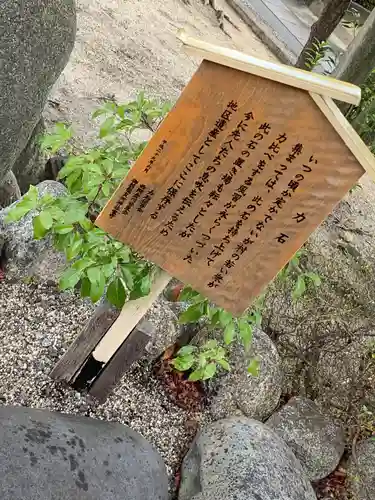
xmin=12 ymin=119 xmax=48 ymax=193
xmin=179 ymin=417 xmax=317 ymax=500
xmin=266 ymin=397 xmax=345 ymax=480
xmin=139 ymin=297 xmax=182 ymax=358
xmin=0 ymin=0 xmax=76 ymax=189
xmin=261 ymin=176 xmax=375 ymax=424
xmin=0 ymin=405 xmax=168 ymax=500
xmin=347 ymin=438 xmax=375 ymax=500
xmin=0 ymin=171 xmax=21 ymax=208
xmin=335 ymin=7 xmax=375 ymax=87
xmin=0 ymin=181 xmax=66 ymax=281
xmin=206 ymin=328 xmax=282 ymax=421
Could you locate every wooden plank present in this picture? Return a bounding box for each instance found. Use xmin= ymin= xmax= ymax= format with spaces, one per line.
xmin=88 ymin=321 xmax=153 ymax=403
xmin=96 ymin=60 xmax=365 ymax=316
xmin=50 ymin=301 xmax=120 ymax=383
xmin=177 ymin=31 xmax=361 ymax=106
xmin=309 ymin=93 xmax=375 ymax=182
xmin=92 ymin=271 xmax=171 ymax=364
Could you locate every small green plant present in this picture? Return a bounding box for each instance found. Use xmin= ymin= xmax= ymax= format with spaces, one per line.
xmin=171 ymin=286 xmax=263 ymax=380
xmin=6 ymin=93 xmax=171 ymax=308
xmin=303 ymin=39 xmax=332 ymax=71
xmin=357 ymin=405 xmax=375 ymax=438
xmin=171 ymin=249 xmax=321 ymax=381
xmin=277 ymin=248 xmax=321 ymax=301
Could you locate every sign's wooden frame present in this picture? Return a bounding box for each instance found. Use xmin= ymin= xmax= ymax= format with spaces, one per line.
xmin=51 ymin=33 xmax=375 ymax=401
xmin=178 ymin=31 xmax=375 ymax=181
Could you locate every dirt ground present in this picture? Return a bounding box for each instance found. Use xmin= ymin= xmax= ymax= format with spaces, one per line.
xmin=46 ymin=0 xmax=276 ymax=142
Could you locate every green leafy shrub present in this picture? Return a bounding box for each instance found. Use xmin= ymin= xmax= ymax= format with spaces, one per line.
xmin=6 ymin=93 xmax=170 ymax=307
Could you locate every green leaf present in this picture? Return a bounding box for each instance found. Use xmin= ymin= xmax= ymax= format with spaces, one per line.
xmin=213 ymin=346 xmax=226 ymax=360
xmin=178 ymin=286 xmax=200 ymax=302
xmin=292 ymin=275 xmax=306 ymax=301
xmin=100 ymin=117 xmax=115 ymax=138
xmin=54 ymin=223 xmax=74 ymax=235
xmin=129 ymin=275 xmax=152 ymax=300
xmin=102 ymin=262 xmax=116 ymax=278
xmin=54 ymin=231 xmax=74 ymax=251
xmin=305 ymin=272 xmax=322 ymax=286
xmin=5 ymin=185 xmax=39 ymax=222
xmin=40 ymin=210 xmax=53 ymax=228
xmin=203 ymin=339 xmax=218 ymax=350
xmin=176 ymin=345 xmax=198 ymax=356
xmin=238 ymin=320 xmax=253 ymax=349
xmin=87 ymin=266 xmax=102 ymax=284
xmin=89 ymin=273 xmax=105 ymax=302
xmin=179 ymin=303 xmax=204 ymax=324
xmin=63 ymin=206 xmax=88 ymax=224
xmin=79 ymin=218 xmax=93 ymax=231
xmin=171 ymin=354 xmax=195 ymax=372
xmin=24 ymin=185 xmax=39 ymax=205
xmin=32 ymin=212 xmax=52 ymax=239
xmin=247 ymin=358 xmax=260 ymax=376
xmin=66 ymin=169 xmax=82 ymax=192
xmin=202 ymin=362 xmax=217 ymax=380
xmin=251 ymin=309 xmax=262 ymax=326
xmin=80 ymin=277 xmax=91 ymax=298
xmin=40 ymin=193 xmax=55 ymax=206
xmin=188 ymin=368 xmax=205 ymax=382
xmin=223 ymin=322 xmax=235 ymax=345
xmin=101 ymin=181 xmax=112 ymax=198
xmin=218 ymin=310 xmax=233 ymax=327
xmin=72 ymin=258 xmax=95 ymax=272
xmin=107 ymin=277 xmax=126 ymax=309
xmin=59 ymin=267 xmax=81 ymax=291
xmin=217 ymin=358 xmax=231 ymax=371
xmin=65 ymin=235 xmax=83 ymax=261
xmin=120 ymin=266 xmax=134 ymax=290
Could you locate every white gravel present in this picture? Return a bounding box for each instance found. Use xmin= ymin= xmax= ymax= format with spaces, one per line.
xmin=0 ymin=278 xmax=206 ymax=488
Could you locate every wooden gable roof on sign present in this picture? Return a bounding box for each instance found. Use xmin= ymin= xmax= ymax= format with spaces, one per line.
xmin=96 ymin=33 xmax=375 ymax=316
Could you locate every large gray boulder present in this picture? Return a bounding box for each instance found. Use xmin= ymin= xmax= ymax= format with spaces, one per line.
xmin=141 ymin=298 xmax=182 ymax=358
xmin=0 ymin=0 xmax=76 ymax=196
xmin=208 ymin=328 xmax=282 ymax=421
xmin=347 ymin=438 xmax=375 ymax=500
xmin=267 ymin=397 xmax=345 ymax=480
xmin=179 ymin=417 xmax=317 ymax=500
xmin=0 ymin=181 xmax=66 ymax=281
xmin=0 ymin=406 xmax=168 ymax=500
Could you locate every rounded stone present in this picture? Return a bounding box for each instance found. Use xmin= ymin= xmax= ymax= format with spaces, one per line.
xmin=267 ymin=396 xmax=345 ymax=480
xmin=179 ymin=416 xmax=317 ymax=500
xmin=0 ymin=405 xmax=168 ymax=500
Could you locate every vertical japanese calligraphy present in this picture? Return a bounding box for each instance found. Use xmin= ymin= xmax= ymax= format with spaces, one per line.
xmin=97 ymin=60 xmax=364 ymax=315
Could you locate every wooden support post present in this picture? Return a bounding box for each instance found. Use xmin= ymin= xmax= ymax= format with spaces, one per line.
xmin=50 ymin=301 xmax=120 ymax=383
xmin=88 ymin=320 xmax=154 ymax=403
xmin=89 ymin=271 xmax=171 ymax=366
xmin=50 ymin=271 xmax=171 ymax=396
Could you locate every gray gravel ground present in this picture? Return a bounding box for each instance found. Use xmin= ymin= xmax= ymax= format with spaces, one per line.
xmin=0 ymin=278 xmax=206 ymax=492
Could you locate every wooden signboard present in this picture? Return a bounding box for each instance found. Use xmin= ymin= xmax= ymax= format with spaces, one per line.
xmin=96 ymin=34 xmax=373 ymax=316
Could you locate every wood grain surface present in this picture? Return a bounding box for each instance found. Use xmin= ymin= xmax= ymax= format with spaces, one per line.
xmin=50 ymin=301 xmax=120 ymax=383
xmin=178 ymin=30 xmax=361 ymax=105
xmin=88 ymin=322 xmax=153 ymax=403
xmin=96 ymin=60 xmax=364 ymax=315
